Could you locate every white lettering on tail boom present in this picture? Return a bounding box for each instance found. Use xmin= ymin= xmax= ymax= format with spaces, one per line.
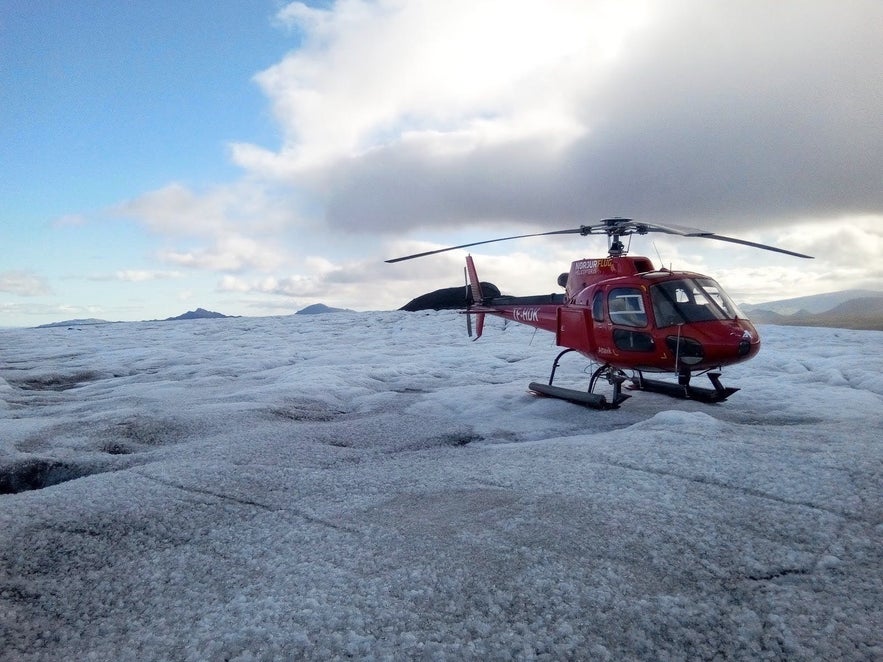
xmin=513 ymin=307 xmax=540 ymax=323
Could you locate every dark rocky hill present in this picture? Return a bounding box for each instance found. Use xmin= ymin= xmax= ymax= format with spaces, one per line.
xmin=296 ymin=303 xmax=353 ymax=315
xmin=747 ymin=296 xmax=883 ymax=331
xmin=400 ymin=282 xmax=501 ymax=311
xmin=163 ymin=308 xmax=232 ymax=321
xmin=36 ymin=318 xmax=111 ymax=329
xmin=741 ymin=289 xmax=882 ymax=316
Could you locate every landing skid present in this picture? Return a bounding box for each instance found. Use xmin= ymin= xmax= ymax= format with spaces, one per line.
xmin=528 ymin=382 xmax=617 ymax=408
xmin=528 ymin=350 xmax=630 ymax=410
xmin=630 ymin=371 xmax=739 ymax=403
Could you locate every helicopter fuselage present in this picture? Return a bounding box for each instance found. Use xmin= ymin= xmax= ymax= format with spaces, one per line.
xmin=468 ymin=255 xmax=760 ymax=375
xmin=390 ymin=218 xmax=810 ymax=407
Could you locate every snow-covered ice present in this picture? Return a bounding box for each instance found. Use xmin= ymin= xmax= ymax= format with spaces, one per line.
xmin=1 ymin=311 xmax=881 ymax=660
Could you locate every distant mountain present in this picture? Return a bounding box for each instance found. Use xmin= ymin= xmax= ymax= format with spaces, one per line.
xmin=741 ymin=289 xmax=882 ymax=316
xmin=742 ymin=309 xmax=789 ymax=325
xmin=36 ymin=318 xmax=112 ymax=329
xmin=295 ymin=303 xmax=353 ymax=315
xmin=744 ymin=291 xmax=883 ymax=331
xmin=163 ymin=308 xmax=233 ymax=321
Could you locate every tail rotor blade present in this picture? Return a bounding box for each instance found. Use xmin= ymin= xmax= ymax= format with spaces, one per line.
xmin=464 ymin=267 xmax=473 ymax=337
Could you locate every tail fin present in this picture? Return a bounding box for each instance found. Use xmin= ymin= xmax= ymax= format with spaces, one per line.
xmin=465 ymin=255 xmax=485 ymax=339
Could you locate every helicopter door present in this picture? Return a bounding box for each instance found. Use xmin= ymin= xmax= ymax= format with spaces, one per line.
xmin=587 ymin=288 xmax=615 ymax=357
xmin=606 ymin=287 xmax=655 ymax=353
xmin=556 ymin=307 xmax=594 ymax=352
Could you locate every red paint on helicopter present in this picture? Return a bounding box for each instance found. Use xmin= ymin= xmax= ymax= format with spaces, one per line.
xmin=387 ymin=218 xmax=811 ymax=408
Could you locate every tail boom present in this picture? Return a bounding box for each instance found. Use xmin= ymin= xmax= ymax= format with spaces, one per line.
xmin=464 ymin=256 xmax=562 ymax=338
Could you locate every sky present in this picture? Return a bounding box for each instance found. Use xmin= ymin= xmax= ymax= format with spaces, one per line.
xmin=2 ymin=0 xmax=882 ymax=326
xmin=2 ymin=313 xmax=881 ymax=657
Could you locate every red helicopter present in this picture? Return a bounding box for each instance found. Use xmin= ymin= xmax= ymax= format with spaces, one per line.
xmin=387 ymin=218 xmax=813 ymax=409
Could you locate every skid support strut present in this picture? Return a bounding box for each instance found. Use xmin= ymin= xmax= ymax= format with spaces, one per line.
xmin=632 ymin=370 xmax=739 ymax=402
xmin=528 ymin=351 xmax=630 ymax=409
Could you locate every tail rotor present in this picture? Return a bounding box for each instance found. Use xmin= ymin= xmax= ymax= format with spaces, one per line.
xmin=464 ymin=266 xmax=473 ymax=337
xmin=465 ymin=255 xmax=485 ymax=340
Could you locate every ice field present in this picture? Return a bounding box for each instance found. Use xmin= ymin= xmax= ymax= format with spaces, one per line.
xmin=1 ymin=311 xmax=881 ymax=660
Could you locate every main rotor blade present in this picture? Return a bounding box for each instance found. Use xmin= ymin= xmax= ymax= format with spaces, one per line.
xmin=646 ymin=223 xmax=814 ymax=259
xmin=384 ymin=227 xmax=585 ymax=263
xmin=384 ymin=219 xmax=813 ymax=262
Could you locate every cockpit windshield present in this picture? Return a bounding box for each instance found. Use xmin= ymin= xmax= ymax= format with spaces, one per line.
xmin=650 ymin=278 xmax=747 ymax=327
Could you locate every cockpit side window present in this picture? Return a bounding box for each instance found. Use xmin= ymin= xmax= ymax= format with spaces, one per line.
xmin=608 ymin=288 xmax=647 ymax=327
xmin=592 ymin=291 xmax=604 ymax=322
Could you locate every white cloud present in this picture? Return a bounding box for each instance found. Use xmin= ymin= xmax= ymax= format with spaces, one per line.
xmin=0 ymin=301 xmax=105 ymax=319
xmin=217 ymin=273 xmax=323 ymax=298
xmin=158 ymin=233 xmax=287 ymax=273
xmin=238 ymin=0 xmax=651 ymax=176
xmin=227 ymin=0 xmax=883 ymax=236
xmin=110 ymin=180 xmax=300 ymax=276
xmin=772 ymin=216 xmax=883 ymax=265
xmin=86 ymin=270 xmax=185 ymax=283
xmin=116 ymin=270 xmax=184 ymax=282
xmin=111 ymin=181 xmax=302 ymax=237
xmin=113 ymin=183 xmax=223 ymax=236
xmin=98 ymin=1 xmax=883 ymax=317
xmin=0 ymin=271 xmax=52 ymax=296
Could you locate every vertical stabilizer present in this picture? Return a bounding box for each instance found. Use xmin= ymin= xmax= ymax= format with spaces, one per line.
xmin=465 ymin=255 xmax=485 ymax=339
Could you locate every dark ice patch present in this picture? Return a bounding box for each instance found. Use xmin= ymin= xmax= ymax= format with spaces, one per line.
xmin=100 ymin=441 xmax=136 ymax=455
xmin=9 ymin=371 xmax=102 ymax=392
xmin=391 ymin=429 xmax=484 ymax=452
xmin=433 ymin=432 xmax=482 ymax=447
xmin=107 ymin=416 xmax=189 ymax=448
xmin=0 ymin=458 xmax=101 ymax=494
xmin=268 ymin=399 xmax=346 ymax=422
xmin=728 ymin=414 xmax=826 ymax=427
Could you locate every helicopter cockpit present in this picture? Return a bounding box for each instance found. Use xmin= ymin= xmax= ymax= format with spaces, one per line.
xmin=650 ymin=277 xmax=747 ymax=327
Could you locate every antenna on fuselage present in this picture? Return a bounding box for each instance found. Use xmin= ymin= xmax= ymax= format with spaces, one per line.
xmin=652 ymin=241 xmax=672 ymax=271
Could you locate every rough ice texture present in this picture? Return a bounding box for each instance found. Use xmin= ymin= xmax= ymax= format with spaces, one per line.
xmin=1 ymin=312 xmax=880 ymax=660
